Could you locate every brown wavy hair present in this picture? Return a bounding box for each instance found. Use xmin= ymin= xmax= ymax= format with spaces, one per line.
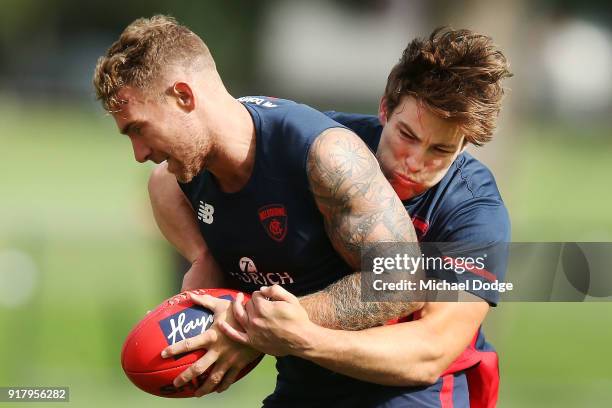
xmin=384 ymin=27 xmax=512 ymax=146
xmin=93 ymin=15 xmax=214 ymax=111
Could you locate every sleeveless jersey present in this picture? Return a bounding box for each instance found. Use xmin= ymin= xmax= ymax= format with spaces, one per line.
xmin=179 ymin=98 xmax=509 ymax=407
xmin=179 ymin=97 xmax=352 ymax=297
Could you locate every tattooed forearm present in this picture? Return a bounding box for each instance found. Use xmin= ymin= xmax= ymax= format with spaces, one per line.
xmin=301 ymin=273 xmax=423 ymax=330
xmin=302 ymin=128 xmax=423 ymax=329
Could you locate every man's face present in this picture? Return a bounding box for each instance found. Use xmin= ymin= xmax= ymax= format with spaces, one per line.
xmin=377 ymin=96 xmax=465 ymax=201
xmin=111 ymin=86 xmax=206 ymax=183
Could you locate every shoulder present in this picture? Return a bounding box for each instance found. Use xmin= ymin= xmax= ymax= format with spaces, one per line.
xmin=454 ymin=153 xmax=502 ymax=198
xmin=429 ymin=152 xmax=510 ymax=241
xmin=323 ymin=111 xmax=382 ymax=153
xmin=305 ymin=127 xmax=383 ymax=214
xmin=240 ymin=96 xmax=345 ymax=146
xmin=240 ymin=96 xmax=340 ymax=131
xmin=438 ymin=152 xmax=506 ymax=208
xmin=239 ymin=96 xmax=348 ymax=181
xmin=308 ymin=127 xmax=377 ymax=170
xmin=306 ymin=127 xmax=379 ymax=190
xmin=323 ymin=111 xmax=381 ymax=131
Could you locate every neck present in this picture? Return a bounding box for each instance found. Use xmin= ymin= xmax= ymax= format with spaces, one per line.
xmin=204 ymin=93 xmax=256 ymax=193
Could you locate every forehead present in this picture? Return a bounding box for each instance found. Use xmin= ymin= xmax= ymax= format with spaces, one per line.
xmin=111 ymin=87 xmax=147 ymax=126
xmin=391 ymin=96 xmax=462 ymax=145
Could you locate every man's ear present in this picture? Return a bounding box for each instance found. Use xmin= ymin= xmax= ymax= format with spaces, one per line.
xmin=378 ymin=96 xmax=389 ymax=126
xmin=172 ymin=82 xmax=195 ymax=111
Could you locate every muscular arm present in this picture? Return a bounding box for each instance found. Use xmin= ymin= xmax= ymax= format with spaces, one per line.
xmin=149 ymin=130 xmax=423 ymax=330
xmin=301 ymin=129 xmax=423 ymax=330
xmin=148 ymin=162 xmax=226 ymax=290
xmin=298 ymin=292 xmax=489 ymax=386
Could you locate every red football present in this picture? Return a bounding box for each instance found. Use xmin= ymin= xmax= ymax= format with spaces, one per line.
xmin=121 ymin=288 xmax=261 ymax=398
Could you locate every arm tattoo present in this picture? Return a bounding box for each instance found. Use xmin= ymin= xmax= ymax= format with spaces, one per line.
xmin=302 ymin=273 xmax=422 ymax=331
xmin=307 ymin=129 xmax=417 ymax=265
xmin=303 ymin=129 xmax=423 ymax=330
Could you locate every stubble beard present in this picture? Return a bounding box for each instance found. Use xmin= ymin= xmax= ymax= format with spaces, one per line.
xmin=168 ymin=135 xmax=209 ymax=184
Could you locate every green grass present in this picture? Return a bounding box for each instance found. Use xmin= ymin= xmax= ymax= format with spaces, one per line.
xmin=1 ymin=102 xmax=611 ymax=407
xmin=0 ymin=102 xmax=277 ymax=407
xmin=503 ymin=123 xmax=612 ymax=241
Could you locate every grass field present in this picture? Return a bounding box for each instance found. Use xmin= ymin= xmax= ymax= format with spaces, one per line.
xmin=1 ymin=102 xmax=611 ymax=407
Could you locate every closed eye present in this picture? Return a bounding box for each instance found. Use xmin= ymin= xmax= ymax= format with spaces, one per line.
xmin=120 ymin=121 xmax=145 ymax=137
xmin=399 ymin=131 xmax=418 ymax=141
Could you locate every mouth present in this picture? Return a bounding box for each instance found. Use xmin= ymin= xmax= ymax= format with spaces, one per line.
xmin=393 ymin=172 xmax=421 ymax=188
xmin=152 ymin=155 xmax=171 ymax=165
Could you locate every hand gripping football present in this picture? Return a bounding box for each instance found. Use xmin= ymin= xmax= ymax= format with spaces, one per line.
xmin=121 ymin=288 xmax=261 ymax=397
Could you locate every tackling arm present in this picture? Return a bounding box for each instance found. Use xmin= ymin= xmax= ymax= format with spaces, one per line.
xmin=298 ymin=292 xmax=489 ymax=386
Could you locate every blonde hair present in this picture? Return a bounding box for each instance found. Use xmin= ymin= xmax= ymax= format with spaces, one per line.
xmin=93 ymin=15 xmax=214 ymax=111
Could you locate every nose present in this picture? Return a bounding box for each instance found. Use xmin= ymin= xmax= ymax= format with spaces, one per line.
xmin=405 ymin=147 xmax=425 ymax=173
xmin=130 ymin=136 xmax=152 ymax=163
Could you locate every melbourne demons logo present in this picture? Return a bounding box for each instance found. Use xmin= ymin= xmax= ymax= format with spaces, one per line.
xmin=258 ymin=204 xmax=288 ymax=242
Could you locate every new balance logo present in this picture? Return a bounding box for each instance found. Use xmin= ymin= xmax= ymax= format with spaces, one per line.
xmin=198 ymin=201 xmax=214 ymax=224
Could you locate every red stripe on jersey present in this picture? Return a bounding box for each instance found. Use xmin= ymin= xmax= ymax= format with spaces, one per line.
xmin=411 ymin=216 xmax=429 ymax=236
xmin=384 ymin=317 xmax=499 ymax=407
xmin=384 ymin=309 xmax=420 ymax=325
xmin=440 ymin=374 xmax=454 ymax=408
xmin=466 ymin=266 xmax=497 ymax=282
xmin=443 ymin=330 xmax=500 ymax=408
xmin=466 ymin=351 xmax=499 ymax=408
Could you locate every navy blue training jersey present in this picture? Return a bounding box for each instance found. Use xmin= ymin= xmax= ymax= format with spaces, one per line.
xmin=179 ymin=96 xmax=352 ymax=297
xmin=325 ymin=111 xmax=511 ymax=408
xmin=179 ymin=97 xmax=509 ymax=407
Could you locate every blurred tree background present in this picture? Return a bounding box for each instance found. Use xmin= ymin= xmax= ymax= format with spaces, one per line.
xmin=1 ymin=1 xmax=611 ymax=407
